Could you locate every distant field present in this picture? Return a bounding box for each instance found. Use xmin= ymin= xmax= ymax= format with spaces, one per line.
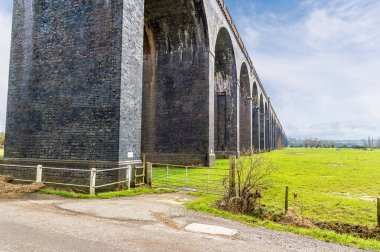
xmin=154 ymin=148 xmax=380 ymax=227
xmin=262 ymin=148 xmax=380 ymax=227
xmin=0 ymin=148 xmax=3 ymax=158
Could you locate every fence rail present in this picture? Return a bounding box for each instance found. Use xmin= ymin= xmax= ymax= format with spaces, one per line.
xmin=0 ymin=163 xmax=135 ymax=195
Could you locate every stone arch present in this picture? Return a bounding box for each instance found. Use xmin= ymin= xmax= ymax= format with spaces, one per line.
xmin=252 ymin=82 xmax=259 ymax=150
xmin=143 ymin=0 xmax=210 ymax=163
xmin=239 ymin=62 xmax=251 ymax=152
xmin=259 ymin=94 xmax=265 ymax=151
xmin=214 ymin=27 xmax=238 ymax=154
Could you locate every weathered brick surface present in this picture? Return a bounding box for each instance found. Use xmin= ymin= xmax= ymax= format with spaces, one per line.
xmin=5 ymin=0 xmax=143 ymax=162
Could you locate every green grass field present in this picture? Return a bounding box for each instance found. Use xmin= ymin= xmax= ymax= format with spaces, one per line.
xmin=0 ymin=148 xmax=3 ymax=158
xmin=154 ymin=148 xmax=380 ymax=227
xmin=263 ymin=148 xmax=379 ymax=227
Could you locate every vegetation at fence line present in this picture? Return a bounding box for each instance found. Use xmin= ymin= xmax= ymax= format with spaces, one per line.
xmin=38 ymin=187 xmax=176 ymax=199
xmin=186 ymin=194 xmax=380 ymax=251
xmin=221 ymin=150 xmax=277 ymax=214
xmin=0 ymin=132 xmax=4 ymax=147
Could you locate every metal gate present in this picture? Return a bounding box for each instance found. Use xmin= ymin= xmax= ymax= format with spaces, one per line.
xmin=151 ymin=163 xmax=229 ymax=195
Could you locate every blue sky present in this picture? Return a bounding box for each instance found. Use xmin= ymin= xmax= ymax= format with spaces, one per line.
xmin=225 ymin=0 xmax=380 ymax=140
xmin=0 ymin=1 xmax=380 ymax=140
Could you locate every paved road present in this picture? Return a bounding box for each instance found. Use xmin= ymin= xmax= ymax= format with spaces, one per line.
xmin=0 ymin=193 xmax=364 ymax=252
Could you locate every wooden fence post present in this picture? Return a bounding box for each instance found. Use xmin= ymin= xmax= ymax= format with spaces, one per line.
xmin=229 ymin=155 xmax=236 ymax=198
xmin=285 ymin=186 xmax=289 ymax=213
xmin=142 ymin=154 xmax=146 ymax=166
xmin=36 ymin=165 xmax=43 ymax=183
xmin=90 ymin=168 xmax=97 ymax=195
xmin=377 ymin=198 xmax=380 ymax=228
xmin=145 ymin=162 xmax=152 ymax=187
xmin=127 ymin=165 xmax=132 ymax=190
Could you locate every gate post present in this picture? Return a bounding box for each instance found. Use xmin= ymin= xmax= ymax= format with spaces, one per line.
xmin=229 ymin=155 xmax=236 ymax=198
xmin=36 ymin=165 xmax=43 ymax=183
xmin=145 ymin=162 xmax=152 ymax=187
xmin=90 ymin=168 xmax=97 ymax=195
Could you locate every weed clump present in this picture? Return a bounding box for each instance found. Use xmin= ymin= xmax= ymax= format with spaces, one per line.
xmin=220 ymin=150 xmax=277 ymax=215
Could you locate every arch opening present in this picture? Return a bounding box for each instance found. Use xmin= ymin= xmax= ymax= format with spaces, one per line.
xmin=259 ymin=95 xmax=265 ymax=151
xmin=214 ymin=27 xmax=238 ymax=153
xmin=265 ymin=102 xmax=269 ymax=151
xmin=239 ymin=63 xmax=251 ymax=151
xmin=252 ymin=83 xmax=259 ymax=150
xmin=142 ymin=0 xmax=210 ymax=164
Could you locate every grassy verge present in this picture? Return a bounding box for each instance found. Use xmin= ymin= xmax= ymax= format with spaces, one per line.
xmin=186 ymin=194 xmax=380 ymax=251
xmin=38 ymin=187 xmax=176 ymax=199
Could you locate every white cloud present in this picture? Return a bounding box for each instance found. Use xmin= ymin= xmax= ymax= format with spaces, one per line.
xmin=0 ymin=10 xmax=11 ymax=132
xmin=232 ymin=0 xmax=380 ymax=140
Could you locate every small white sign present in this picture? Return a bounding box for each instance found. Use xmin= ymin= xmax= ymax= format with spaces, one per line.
xmin=128 ymin=152 xmax=134 ymax=158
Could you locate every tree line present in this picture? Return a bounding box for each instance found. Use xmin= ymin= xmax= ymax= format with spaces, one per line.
xmin=288 ymin=137 xmax=380 ymax=149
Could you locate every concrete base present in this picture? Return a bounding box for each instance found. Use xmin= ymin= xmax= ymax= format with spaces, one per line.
xmin=184 ymin=223 xmax=238 ymax=237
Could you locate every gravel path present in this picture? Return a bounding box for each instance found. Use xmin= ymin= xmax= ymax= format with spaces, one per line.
xmin=0 ymin=193 xmax=366 ymax=252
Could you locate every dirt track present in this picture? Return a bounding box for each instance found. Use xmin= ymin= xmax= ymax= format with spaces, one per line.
xmin=0 ymin=192 xmax=365 ymax=252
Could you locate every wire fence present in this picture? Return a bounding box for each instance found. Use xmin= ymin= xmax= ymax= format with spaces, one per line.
xmin=151 ymin=163 xmax=229 ymax=196
xmin=0 ymin=161 xmax=231 ymax=196
xmin=0 ymin=163 xmax=137 ymax=194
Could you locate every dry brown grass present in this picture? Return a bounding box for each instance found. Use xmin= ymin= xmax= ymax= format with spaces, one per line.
xmin=0 ymin=175 xmax=44 ymax=198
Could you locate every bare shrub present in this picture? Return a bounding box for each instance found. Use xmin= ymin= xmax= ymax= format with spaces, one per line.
xmin=221 ymin=150 xmax=277 ymax=214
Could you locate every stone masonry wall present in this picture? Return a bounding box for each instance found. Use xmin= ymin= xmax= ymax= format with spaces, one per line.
xmin=5 ymin=0 xmax=144 ymax=163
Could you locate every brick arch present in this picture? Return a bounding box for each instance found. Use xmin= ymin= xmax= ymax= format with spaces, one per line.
xmin=252 ymin=82 xmax=260 ymax=150
xmin=265 ymin=102 xmax=269 ymax=151
xmin=214 ymin=27 xmax=238 ymax=154
xmin=142 ymin=0 xmax=210 ymax=163
xmin=239 ymin=62 xmax=251 ymax=152
xmin=259 ymin=94 xmax=265 ymax=151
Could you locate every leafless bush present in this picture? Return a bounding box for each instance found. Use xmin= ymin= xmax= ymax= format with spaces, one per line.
xmin=221 ymin=150 xmax=277 ymax=214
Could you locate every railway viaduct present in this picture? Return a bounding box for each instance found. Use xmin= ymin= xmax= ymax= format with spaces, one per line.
xmin=4 ymin=0 xmax=287 ymax=170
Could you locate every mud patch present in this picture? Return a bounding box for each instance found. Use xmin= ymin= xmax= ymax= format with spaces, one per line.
xmin=271 ymin=209 xmax=319 ymax=229
xmin=150 ymin=211 xmax=180 ymax=229
xmin=315 ymin=221 xmax=380 ymax=240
